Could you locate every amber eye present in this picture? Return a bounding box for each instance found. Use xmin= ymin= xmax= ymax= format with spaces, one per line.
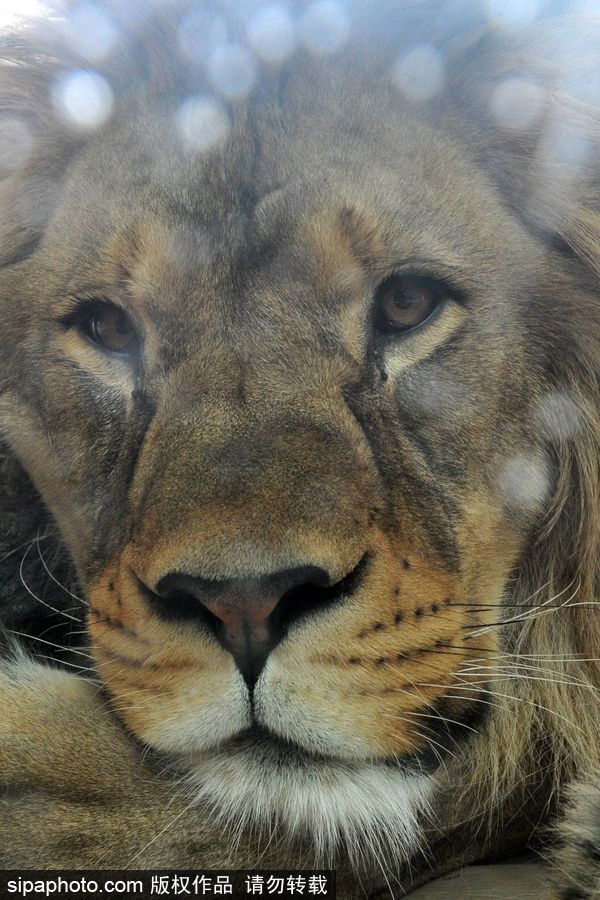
xmin=373 ymin=275 xmax=448 ymax=335
xmin=80 ymin=302 xmax=138 ymax=355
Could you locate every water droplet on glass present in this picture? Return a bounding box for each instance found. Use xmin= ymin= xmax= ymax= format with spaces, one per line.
xmin=163 ymin=224 xmax=212 ymax=272
xmin=175 ymin=94 xmax=230 ymax=154
xmin=61 ymin=4 xmax=119 ymax=61
xmin=491 ymin=77 xmax=544 ymax=130
xmin=207 ymin=43 xmax=257 ymax=100
xmin=392 ymin=44 xmax=445 ymax=103
xmin=301 ymin=0 xmax=350 ymax=56
xmin=52 ymin=69 xmax=114 ymax=130
xmin=497 ymin=453 xmax=550 ymax=514
xmin=247 ymin=4 xmax=296 ymax=64
xmin=178 ymin=6 xmax=228 ymax=66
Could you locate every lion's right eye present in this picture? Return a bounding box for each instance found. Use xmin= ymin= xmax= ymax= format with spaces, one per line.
xmin=75 ymin=302 xmax=139 ymax=356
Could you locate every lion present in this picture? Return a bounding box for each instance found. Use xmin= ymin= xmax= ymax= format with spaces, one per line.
xmin=0 ymin=0 xmax=598 ymax=896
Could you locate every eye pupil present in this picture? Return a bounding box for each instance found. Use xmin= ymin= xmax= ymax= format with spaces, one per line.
xmin=392 ymin=288 xmax=416 ymax=310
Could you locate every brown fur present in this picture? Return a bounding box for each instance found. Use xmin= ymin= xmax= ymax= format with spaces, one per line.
xmin=551 ymin=774 xmax=600 ymax=900
xmin=0 ymin=1 xmax=598 ymax=895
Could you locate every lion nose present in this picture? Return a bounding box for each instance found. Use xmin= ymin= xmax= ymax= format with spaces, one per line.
xmin=153 ymin=566 xmax=332 ymax=688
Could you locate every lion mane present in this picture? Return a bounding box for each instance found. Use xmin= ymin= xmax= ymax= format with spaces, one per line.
xmin=0 ymin=1 xmax=598 ymax=895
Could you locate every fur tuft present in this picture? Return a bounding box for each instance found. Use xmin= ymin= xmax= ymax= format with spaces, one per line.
xmin=186 ymin=740 xmax=433 ymax=869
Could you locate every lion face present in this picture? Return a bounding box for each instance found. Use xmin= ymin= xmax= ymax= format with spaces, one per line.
xmin=2 ymin=1 xmax=597 ymax=860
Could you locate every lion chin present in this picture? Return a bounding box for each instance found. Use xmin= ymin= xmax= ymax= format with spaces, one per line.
xmin=185 ymin=728 xmax=433 ymax=865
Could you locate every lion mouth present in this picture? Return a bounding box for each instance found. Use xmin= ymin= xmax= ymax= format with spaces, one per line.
xmin=216 ymin=689 xmax=489 ymax=775
xmin=223 ymin=723 xmax=335 ymax=763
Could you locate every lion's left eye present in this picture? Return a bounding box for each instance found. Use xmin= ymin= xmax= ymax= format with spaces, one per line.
xmin=373 ymin=275 xmax=449 ymax=335
xmin=78 ymin=302 xmax=138 ymax=356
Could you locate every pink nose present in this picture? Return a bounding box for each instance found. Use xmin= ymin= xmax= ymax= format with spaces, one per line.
xmin=154 ymin=566 xmax=331 ymax=686
xmin=200 ymin=590 xmax=282 ymax=660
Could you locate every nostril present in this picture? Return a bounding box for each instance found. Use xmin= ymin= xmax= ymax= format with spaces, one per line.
xmin=272 ymin=553 xmax=369 ymax=635
xmin=138 ymin=575 xmax=223 ymax=635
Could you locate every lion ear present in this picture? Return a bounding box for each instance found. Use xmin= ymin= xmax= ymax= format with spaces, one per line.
xmin=0 ymin=32 xmax=79 ymax=268
xmin=0 ymin=169 xmax=65 ymax=268
xmin=514 ymin=49 xmax=600 ymax=278
xmin=454 ymin=9 xmax=600 ymax=276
